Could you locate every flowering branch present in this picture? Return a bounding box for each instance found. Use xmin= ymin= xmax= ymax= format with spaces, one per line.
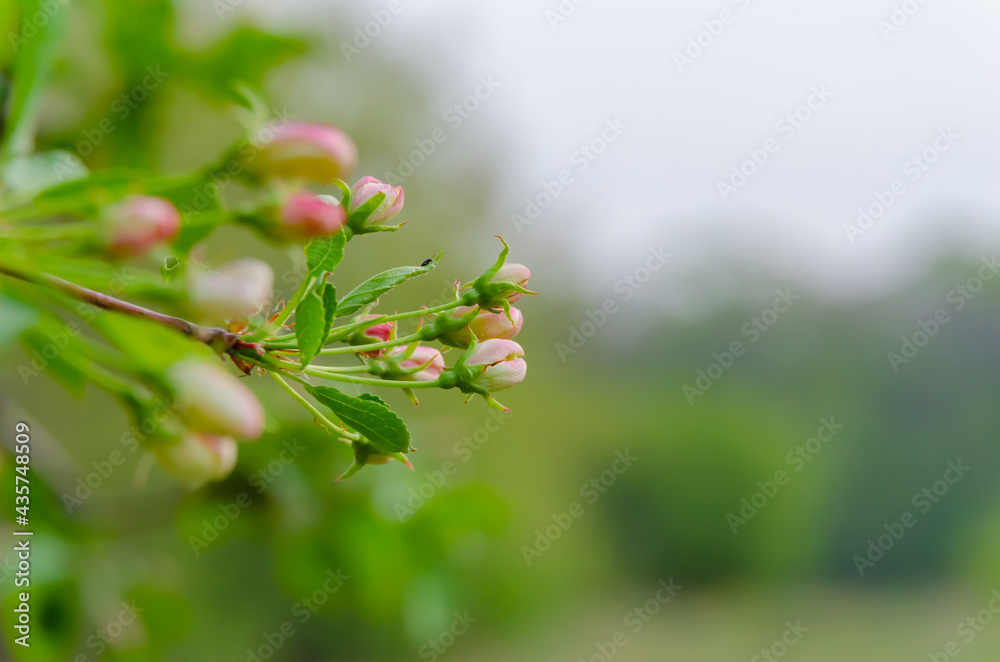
xmin=0 ymin=82 xmax=534 ymax=487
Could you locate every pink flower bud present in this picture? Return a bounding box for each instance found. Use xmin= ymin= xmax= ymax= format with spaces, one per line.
xmin=467 ymin=339 xmax=526 ymax=391
xmin=356 ymin=314 xmax=394 ymax=343
xmin=490 ymin=263 xmax=531 ymax=302
xmin=348 ymin=176 xmax=404 ymax=225
xmin=278 ymin=192 xmax=347 ymax=240
xmin=156 ymin=432 xmax=238 ymax=489
xmin=200 ymin=434 xmax=239 ymax=475
xmin=389 ymin=345 xmax=445 ymax=381
xmin=168 ymin=359 xmax=265 ymax=439
xmin=251 ymin=121 xmax=358 ymax=182
xmin=102 ymin=195 xmax=180 ymax=256
xmin=350 ymin=314 xmax=396 ymax=357
xmin=444 ymin=306 xmax=523 ymax=347
xmin=188 ymin=258 xmax=273 ymax=321
xmin=470 ymin=306 xmax=523 ymax=340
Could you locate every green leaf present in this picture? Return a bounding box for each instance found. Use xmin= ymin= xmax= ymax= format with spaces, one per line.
xmin=321 ymin=282 xmax=337 ymax=338
xmin=294 ymin=282 xmax=337 ymax=367
xmin=102 ymin=0 xmax=176 ymax=83
xmin=27 ymin=170 xmax=141 ymax=207
xmin=2 ymin=0 xmax=68 ymax=161
xmin=228 ymin=81 xmax=272 ymax=136
xmin=91 ymin=313 xmax=214 ymax=378
xmin=5 ymin=170 xmax=195 ymax=223
xmin=0 ymin=578 xmax=81 ymax=660
xmin=192 ymin=28 xmax=308 ymax=101
xmin=294 ymin=284 xmax=325 ymax=368
xmin=347 ymin=191 xmax=385 ymax=226
xmin=357 ymin=392 xmax=397 ymax=414
xmin=20 ymin=325 xmax=86 ymax=395
xmin=305 ymin=231 xmax=347 ymax=277
xmin=159 ymin=180 xmax=226 ymax=255
xmin=305 ymin=385 xmax=410 ymax=454
xmin=0 ymin=293 xmax=38 ymax=352
xmin=337 ymin=255 xmax=441 ymax=317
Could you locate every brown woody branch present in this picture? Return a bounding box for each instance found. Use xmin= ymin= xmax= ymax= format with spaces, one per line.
xmin=0 ymin=263 xmax=263 ymax=356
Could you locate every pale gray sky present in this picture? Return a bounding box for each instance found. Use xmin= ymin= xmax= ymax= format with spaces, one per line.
xmin=196 ymin=0 xmax=1000 ymax=308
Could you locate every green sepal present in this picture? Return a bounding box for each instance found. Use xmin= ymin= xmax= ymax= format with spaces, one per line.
xmin=345 ymin=191 xmax=385 ymax=231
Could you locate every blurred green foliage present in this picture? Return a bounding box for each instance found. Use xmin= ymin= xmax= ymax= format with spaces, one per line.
xmin=2 ymin=1 xmax=1000 ymax=660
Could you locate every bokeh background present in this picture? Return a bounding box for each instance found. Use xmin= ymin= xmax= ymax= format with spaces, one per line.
xmin=3 ymin=0 xmax=1000 ymax=659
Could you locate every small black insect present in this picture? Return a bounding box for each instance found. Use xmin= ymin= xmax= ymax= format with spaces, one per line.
xmin=421 ymin=258 xmax=433 ymax=266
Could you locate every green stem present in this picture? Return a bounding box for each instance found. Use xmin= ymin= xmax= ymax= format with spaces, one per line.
xmin=256 ymin=276 xmax=314 ymax=340
xmin=269 ymin=371 xmax=357 ymax=443
xmin=0 ymin=222 xmax=97 ymax=241
xmin=301 ymin=366 xmax=442 ymax=389
xmin=375 ymin=299 xmax=467 ymax=324
xmin=306 ymin=364 xmax=372 ymax=374
xmin=317 ymin=331 xmax=423 ymax=356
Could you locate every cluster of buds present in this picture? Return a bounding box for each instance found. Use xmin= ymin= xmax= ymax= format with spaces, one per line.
xmin=438 ymin=305 xmax=523 ymax=348
xmin=163 ymin=119 xmax=416 ymax=482
xmin=154 ymin=360 xmax=266 ymax=488
xmin=231 ymin=122 xmax=404 ymax=244
xmin=338 ymin=247 xmax=533 ymax=418
xmin=187 ymin=122 xmax=407 ymax=322
xmin=430 ymin=250 xmax=534 ymax=405
xmin=79 ymin=114 xmax=531 ymax=484
xmin=160 ymin=124 xmax=530 ymax=482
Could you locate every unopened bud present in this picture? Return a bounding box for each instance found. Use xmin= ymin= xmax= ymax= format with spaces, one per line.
xmin=467 ymin=339 xmax=526 ymax=391
xmin=188 ymin=258 xmax=273 ymax=321
xmin=102 ymin=195 xmax=180 ymax=257
xmin=352 ymin=314 xmax=394 ymax=343
xmin=388 ymin=345 xmax=445 ymax=381
xmin=250 ymin=121 xmax=358 ymax=182
xmin=473 ymin=306 xmax=522 ymax=339
xmin=348 ymin=176 xmax=404 ymax=226
xmin=167 ymin=359 xmax=265 ymax=439
xmin=156 ymin=432 xmax=238 ymax=489
xmin=442 ymin=306 xmax=523 ymax=347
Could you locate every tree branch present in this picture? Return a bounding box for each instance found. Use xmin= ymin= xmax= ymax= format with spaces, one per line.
xmin=0 ymin=263 xmax=263 ymax=356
